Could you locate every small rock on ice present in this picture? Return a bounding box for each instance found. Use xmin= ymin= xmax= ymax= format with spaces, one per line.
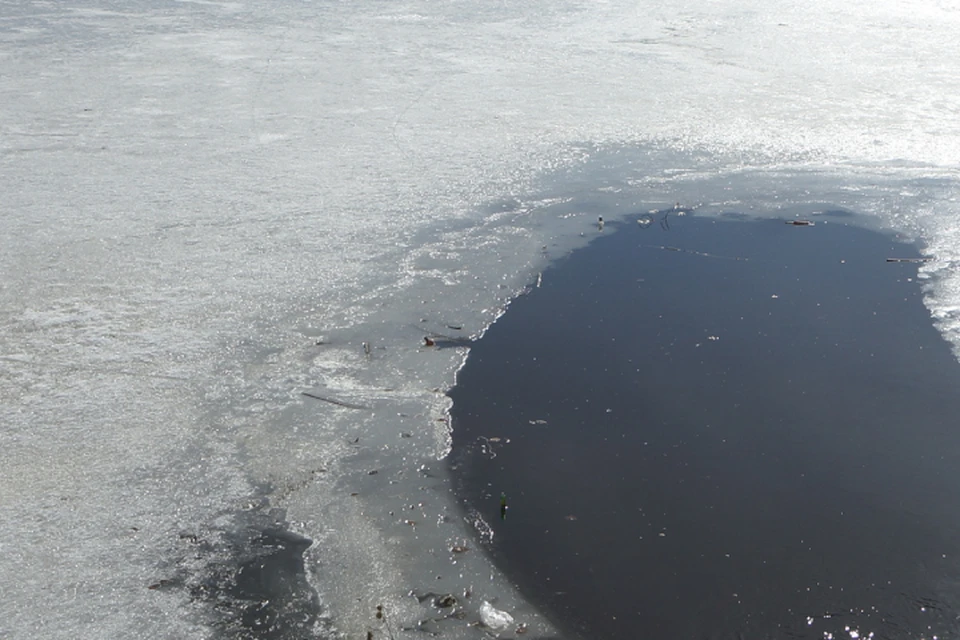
xmin=480 ymin=601 xmax=515 ymax=630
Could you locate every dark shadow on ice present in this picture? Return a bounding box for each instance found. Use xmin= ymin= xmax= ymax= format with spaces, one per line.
xmin=153 ymin=498 xmax=325 ymax=640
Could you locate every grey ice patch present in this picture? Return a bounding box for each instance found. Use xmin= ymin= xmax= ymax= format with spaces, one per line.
xmin=152 ymin=499 xmax=328 ymax=640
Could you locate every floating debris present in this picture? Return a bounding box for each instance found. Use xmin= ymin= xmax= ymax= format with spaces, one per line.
xmin=477 ymin=435 xmax=508 ymax=458
xmin=886 ymin=257 xmax=932 ymax=263
xmin=435 ymin=594 xmax=457 ymax=608
xmin=411 ymin=325 xmax=473 ymax=349
xmin=786 ymin=220 xmax=814 ymax=226
xmin=412 ymin=591 xmax=459 ymax=611
xmin=147 ymin=579 xmax=176 ymax=591
xmin=649 ymin=244 xmax=749 ymax=261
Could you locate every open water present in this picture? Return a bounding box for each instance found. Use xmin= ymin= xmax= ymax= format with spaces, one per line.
xmin=451 ymin=214 xmax=960 ymax=639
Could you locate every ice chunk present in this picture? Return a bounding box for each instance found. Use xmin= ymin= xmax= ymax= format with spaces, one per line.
xmin=480 ymin=600 xmax=515 ymax=631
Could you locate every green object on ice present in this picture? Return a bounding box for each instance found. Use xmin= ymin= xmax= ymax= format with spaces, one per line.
xmin=500 ymin=492 xmax=508 ymax=520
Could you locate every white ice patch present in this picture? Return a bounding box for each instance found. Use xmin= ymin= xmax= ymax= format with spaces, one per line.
xmin=480 ymin=601 xmax=516 ymax=631
xmin=1 ymin=0 xmax=959 ymax=638
xmin=916 ymin=189 xmax=960 ymax=360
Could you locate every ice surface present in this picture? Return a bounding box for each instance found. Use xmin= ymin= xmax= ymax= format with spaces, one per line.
xmin=1 ymin=0 xmax=959 ymax=638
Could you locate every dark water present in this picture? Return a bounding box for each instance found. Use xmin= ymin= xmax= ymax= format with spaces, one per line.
xmin=449 ymin=213 xmax=960 ymax=640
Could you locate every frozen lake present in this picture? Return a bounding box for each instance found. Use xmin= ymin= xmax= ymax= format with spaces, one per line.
xmin=1 ymin=1 xmax=959 ymax=638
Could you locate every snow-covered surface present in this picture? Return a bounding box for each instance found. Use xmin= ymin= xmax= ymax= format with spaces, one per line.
xmin=1 ymin=0 xmax=958 ymax=638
